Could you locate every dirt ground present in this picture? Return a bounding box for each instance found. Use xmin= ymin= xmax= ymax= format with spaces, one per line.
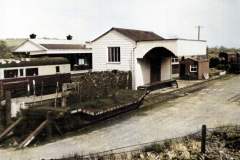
xmin=1 ymin=75 xmax=240 ymax=160
xmin=57 ymin=126 xmax=240 ymax=160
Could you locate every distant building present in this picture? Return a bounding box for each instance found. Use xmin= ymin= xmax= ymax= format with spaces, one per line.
xmin=219 ymin=51 xmax=240 ymax=73
xmin=10 ymin=28 xmax=208 ymax=90
xmin=91 ymin=27 xmax=207 ymax=89
xmin=0 ymin=57 xmax=70 ymax=79
xmin=12 ymin=38 xmax=92 ymax=74
xmin=179 ymin=57 xmax=209 ymax=80
xmin=0 ymin=57 xmax=71 ymax=97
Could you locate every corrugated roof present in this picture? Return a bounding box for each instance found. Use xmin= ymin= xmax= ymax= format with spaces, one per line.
xmin=40 ymin=44 xmax=86 ymax=50
xmin=92 ymin=27 xmax=164 ymax=42
xmin=0 ymin=57 xmax=69 ymax=68
xmin=186 ymin=55 xmax=208 ymax=62
xmin=30 ymin=39 xmax=84 ymax=45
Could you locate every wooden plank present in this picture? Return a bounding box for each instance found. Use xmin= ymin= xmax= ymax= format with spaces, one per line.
xmin=0 ymin=117 xmax=24 ymax=142
xmin=18 ymin=120 xmax=48 ymax=148
xmin=53 ymin=122 xmax=63 ymax=136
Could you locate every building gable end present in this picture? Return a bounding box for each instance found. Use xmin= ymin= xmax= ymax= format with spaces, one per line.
xmin=13 ymin=40 xmax=47 ymax=53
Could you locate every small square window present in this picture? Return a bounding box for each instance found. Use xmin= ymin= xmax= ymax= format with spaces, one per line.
xmin=172 ymin=57 xmax=179 ymax=63
xmin=108 ymin=47 xmax=120 ymax=62
xmin=56 ymin=66 xmax=60 ymax=73
xmin=78 ymin=58 xmax=88 ymax=65
xmin=4 ymin=69 xmax=18 ymax=78
xmin=26 ymin=68 xmax=38 ymax=76
xmin=190 ymin=65 xmax=198 ymax=72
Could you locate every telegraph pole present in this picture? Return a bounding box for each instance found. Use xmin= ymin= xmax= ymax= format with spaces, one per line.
xmin=196 ymin=25 xmax=204 ymax=40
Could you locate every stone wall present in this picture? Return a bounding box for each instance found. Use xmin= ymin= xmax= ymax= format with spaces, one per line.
xmin=70 ymin=70 xmax=132 ymax=101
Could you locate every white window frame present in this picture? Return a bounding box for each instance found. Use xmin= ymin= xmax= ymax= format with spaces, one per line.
xmin=19 ymin=68 xmax=24 ymax=77
xmin=108 ymin=47 xmax=121 ymax=63
xmin=190 ymin=64 xmax=198 ymax=72
xmin=78 ymin=58 xmax=85 ymax=65
xmin=78 ymin=58 xmax=88 ymax=66
xmin=172 ymin=57 xmax=179 ymax=64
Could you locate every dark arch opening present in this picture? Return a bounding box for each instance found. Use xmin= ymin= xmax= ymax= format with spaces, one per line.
xmin=142 ymin=47 xmax=175 ymax=83
xmin=143 ymin=47 xmax=175 ymax=59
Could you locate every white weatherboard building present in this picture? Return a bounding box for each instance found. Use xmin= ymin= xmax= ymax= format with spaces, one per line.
xmin=12 ymin=38 xmax=92 ymax=74
xmin=0 ymin=58 xmax=70 ymax=79
xmin=91 ymin=27 xmax=207 ymax=89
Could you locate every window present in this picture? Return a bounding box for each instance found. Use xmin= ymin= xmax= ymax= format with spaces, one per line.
xmin=172 ymin=57 xmax=179 ymax=64
xmin=190 ymin=65 xmax=198 ymax=72
xmin=56 ymin=66 xmax=60 ymax=73
xmin=78 ymin=58 xmax=88 ymax=65
xmin=4 ymin=69 xmax=18 ymax=78
xmin=20 ymin=69 xmax=24 ymax=76
xmin=172 ymin=64 xmax=179 ymax=74
xmin=108 ymin=47 xmax=120 ymax=62
xmin=26 ymin=68 xmax=38 ymax=76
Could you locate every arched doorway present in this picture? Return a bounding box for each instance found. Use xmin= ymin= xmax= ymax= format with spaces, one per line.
xmin=136 ymin=47 xmax=175 ymax=87
xmin=144 ymin=47 xmax=175 ymax=83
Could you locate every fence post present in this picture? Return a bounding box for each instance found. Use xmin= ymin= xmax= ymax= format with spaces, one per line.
xmin=201 ymin=124 xmax=207 ymax=154
xmin=61 ymin=84 xmax=67 ymax=108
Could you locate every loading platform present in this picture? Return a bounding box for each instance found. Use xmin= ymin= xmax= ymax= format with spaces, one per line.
xmin=137 ymin=79 xmax=178 ymax=91
xmin=0 ymin=91 xmax=148 ymax=148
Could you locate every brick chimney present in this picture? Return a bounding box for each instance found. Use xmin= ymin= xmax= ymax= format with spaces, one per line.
xmin=29 ymin=33 xmax=37 ymax=39
xmin=66 ymin=35 xmax=73 ymax=40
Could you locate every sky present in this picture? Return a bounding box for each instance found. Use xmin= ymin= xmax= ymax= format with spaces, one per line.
xmin=0 ymin=0 xmax=239 ymax=47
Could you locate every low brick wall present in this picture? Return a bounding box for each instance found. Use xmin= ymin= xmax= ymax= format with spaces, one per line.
xmin=70 ymin=70 xmax=132 ymax=100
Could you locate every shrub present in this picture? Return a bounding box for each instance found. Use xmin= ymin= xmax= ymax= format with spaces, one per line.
xmin=209 ymin=57 xmax=220 ymax=68
xmin=143 ymin=143 xmax=165 ymax=153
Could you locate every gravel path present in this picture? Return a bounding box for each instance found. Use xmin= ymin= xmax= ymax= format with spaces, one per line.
xmin=1 ymin=75 xmax=240 ymax=160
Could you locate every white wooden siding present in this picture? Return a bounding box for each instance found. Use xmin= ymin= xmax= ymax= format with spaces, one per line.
xmin=161 ymin=57 xmax=171 ymax=81
xmin=0 ymin=64 xmax=70 ymax=79
xmin=14 ymin=40 xmax=45 ymax=53
xmin=0 ymin=69 xmax=3 ymax=79
xmin=91 ymin=30 xmax=136 ymax=71
xmin=91 ymin=29 xmax=206 ymax=90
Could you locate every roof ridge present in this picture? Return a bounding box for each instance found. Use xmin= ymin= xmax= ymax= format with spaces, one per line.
xmin=92 ymin=27 xmax=164 ymax=42
xmin=112 ymin=27 xmax=155 ymax=33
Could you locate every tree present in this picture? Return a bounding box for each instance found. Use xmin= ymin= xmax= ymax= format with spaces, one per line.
xmin=0 ymin=41 xmax=13 ymax=58
xmin=209 ymin=57 xmax=220 ymax=68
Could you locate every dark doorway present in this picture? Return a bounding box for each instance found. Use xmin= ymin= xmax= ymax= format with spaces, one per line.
xmin=180 ymin=64 xmax=185 ymax=78
xmin=143 ymin=47 xmax=175 ymax=84
xmin=150 ymin=59 xmax=161 ymax=83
